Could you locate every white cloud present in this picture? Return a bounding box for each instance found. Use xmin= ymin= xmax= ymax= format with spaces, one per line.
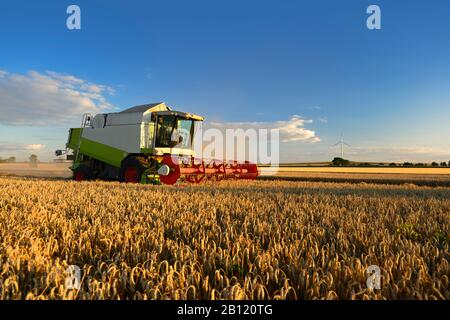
xmin=0 ymin=143 xmax=45 ymax=152
xmin=0 ymin=70 xmax=115 ymax=126
xmin=24 ymin=144 xmax=45 ymax=151
xmin=45 ymin=71 xmax=84 ymax=85
xmin=208 ymin=115 xmax=320 ymax=143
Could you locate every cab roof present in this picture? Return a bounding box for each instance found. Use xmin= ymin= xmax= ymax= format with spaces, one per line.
xmin=119 ymin=102 xmax=203 ymax=121
xmin=119 ymin=102 xmax=171 ymax=114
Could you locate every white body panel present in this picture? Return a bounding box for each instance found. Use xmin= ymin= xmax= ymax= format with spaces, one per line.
xmin=105 ymin=112 xmax=143 ymax=126
xmin=83 ymin=124 xmax=142 ymax=153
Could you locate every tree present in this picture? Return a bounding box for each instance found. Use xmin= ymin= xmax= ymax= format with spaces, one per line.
xmin=332 ymin=157 xmax=350 ymax=166
xmin=389 ymin=162 xmax=397 ymax=167
xmin=431 ymin=162 xmax=439 ymax=167
xmin=403 ymin=162 xmax=413 ymax=167
xmin=29 ymin=154 xmax=38 ymax=167
xmin=440 ymin=162 xmax=447 ymax=167
xmin=29 ymin=154 xmax=38 ymax=163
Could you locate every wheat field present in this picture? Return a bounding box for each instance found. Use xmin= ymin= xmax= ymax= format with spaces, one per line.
xmin=0 ymin=176 xmax=448 ymax=300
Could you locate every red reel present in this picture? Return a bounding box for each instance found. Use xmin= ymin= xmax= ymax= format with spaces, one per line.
xmin=159 ymin=156 xmax=259 ymax=184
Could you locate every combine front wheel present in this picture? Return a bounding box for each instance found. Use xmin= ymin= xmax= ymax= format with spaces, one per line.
xmin=120 ymin=157 xmax=145 ymax=183
xmin=73 ymin=165 xmax=92 ymax=181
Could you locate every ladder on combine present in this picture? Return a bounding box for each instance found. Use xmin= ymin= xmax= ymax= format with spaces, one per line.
xmin=74 ymin=113 xmax=92 ymax=163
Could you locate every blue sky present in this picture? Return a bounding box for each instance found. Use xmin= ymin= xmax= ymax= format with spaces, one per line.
xmin=0 ymin=0 xmax=449 ymax=162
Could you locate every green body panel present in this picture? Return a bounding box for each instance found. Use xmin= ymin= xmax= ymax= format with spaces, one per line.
xmin=67 ymin=128 xmax=128 ymax=168
xmin=66 ymin=128 xmax=82 ymax=150
xmin=140 ymin=148 xmax=155 ymax=154
xmin=66 ymin=129 xmax=155 ymax=171
xmin=67 ymin=127 xmax=129 ymax=168
xmin=77 ymin=137 xmax=128 ymax=168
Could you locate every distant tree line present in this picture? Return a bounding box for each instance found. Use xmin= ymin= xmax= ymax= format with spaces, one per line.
xmin=0 ymin=155 xmax=39 ymax=164
xmin=331 ymin=157 xmax=450 ymax=167
xmin=0 ymin=156 xmax=16 ymax=163
xmin=331 ymin=157 xmax=350 ymax=166
xmin=399 ymin=161 xmax=450 ymax=167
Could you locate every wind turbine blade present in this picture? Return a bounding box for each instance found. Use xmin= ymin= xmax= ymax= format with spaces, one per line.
xmin=344 ymin=143 xmax=351 ymax=147
xmin=333 ymin=142 xmax=340 ymax=146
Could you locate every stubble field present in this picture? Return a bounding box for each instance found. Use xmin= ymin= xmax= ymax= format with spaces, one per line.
xmin=0 ymin=176 xmax=448 ymax=300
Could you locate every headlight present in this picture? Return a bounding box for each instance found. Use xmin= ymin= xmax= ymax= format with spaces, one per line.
xmin=157 ymin=164 xmax=170 ymax=176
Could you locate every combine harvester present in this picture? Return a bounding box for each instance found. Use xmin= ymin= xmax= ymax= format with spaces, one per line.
xmin=56 ymin=103 xmax=258 ymax=185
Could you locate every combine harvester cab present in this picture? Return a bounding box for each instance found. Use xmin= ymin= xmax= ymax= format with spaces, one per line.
xmin=59 ymin=102 xmax=258 ymax=185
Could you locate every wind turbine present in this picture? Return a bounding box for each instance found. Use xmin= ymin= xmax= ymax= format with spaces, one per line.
xmin=333 ymin=132 xmax=350 ymax=158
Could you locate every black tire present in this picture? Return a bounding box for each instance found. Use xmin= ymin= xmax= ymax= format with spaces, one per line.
xmin=119 ymin=157 xmax=146 ymax=183
xmin=73 ymin=164 xmax=92 ymax=181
